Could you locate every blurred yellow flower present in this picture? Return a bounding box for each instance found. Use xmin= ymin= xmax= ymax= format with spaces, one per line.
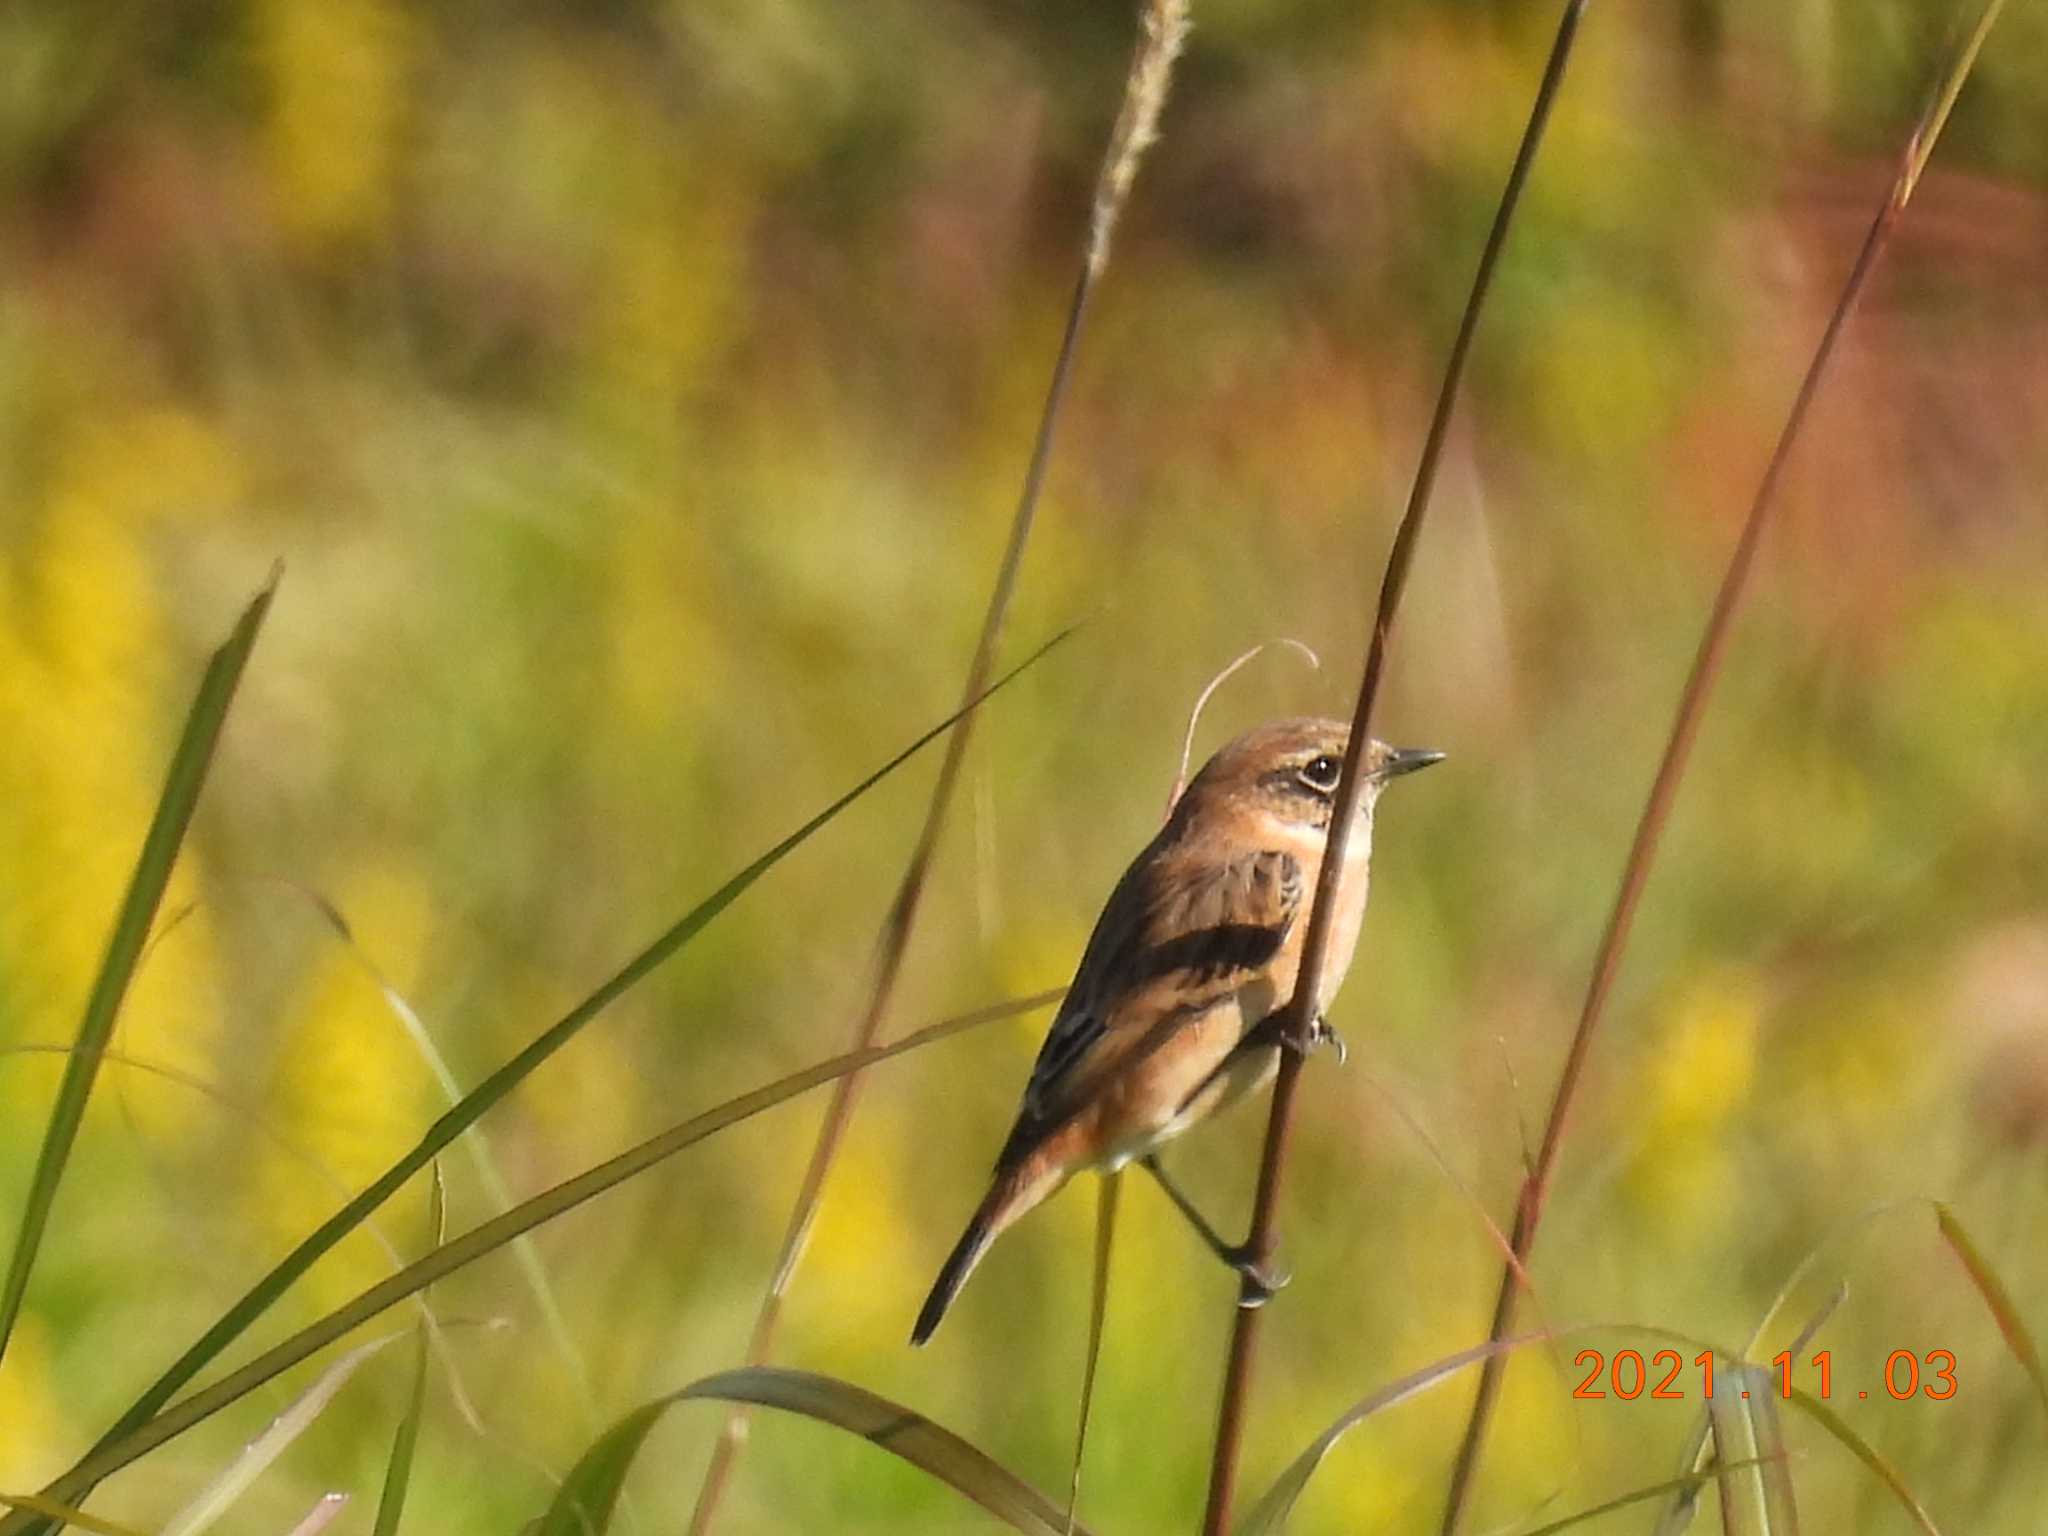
xmin=1649 ymin=975 xmax=1760 ymax=1137
xmin=0 ymin=488 xmax=224 ymax=1130
xmin=1622 ymin=974 xmax=1761 ymax=1232
xmin=244 ymin=860 xmax=433 ymax=1307
xmin=257 ymin=0 xmax=417 ymax=247
xmin=0 ymin=1316 xmax=75 ymax=1489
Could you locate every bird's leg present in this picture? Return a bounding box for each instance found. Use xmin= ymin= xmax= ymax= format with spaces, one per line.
xmin=1138 ymin=1154 xmax=1290 ymax=1306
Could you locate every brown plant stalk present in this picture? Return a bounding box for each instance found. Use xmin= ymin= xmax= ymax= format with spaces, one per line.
xmin=1197 ymin=7 xmax=1588 ymax=1533
xmin=685 ymin=5 xmax=1190 ymax=1530
xmin=1433 ymin=5 xmax=2008 ymax=1531
xmin=1063 ymin=641 xmax=1321 ymax=1529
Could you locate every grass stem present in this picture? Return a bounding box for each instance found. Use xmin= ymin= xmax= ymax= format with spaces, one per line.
xmin=686 ymin=7 xmax=1187 ymax=1530
xmin=1195 ymin=7 xmax=1586 ymax=1532
xmin=1432 ymin=7 xmax=2007 ymax=1529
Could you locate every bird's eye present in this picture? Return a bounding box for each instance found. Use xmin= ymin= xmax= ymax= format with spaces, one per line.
xmin=1297 ymin=754 xmax=1342 ymax=794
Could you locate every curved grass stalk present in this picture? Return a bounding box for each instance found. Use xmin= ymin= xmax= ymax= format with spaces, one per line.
xmin=0 ymin=1043 xmax=488 ymax=1437
xmin=550 ymin=1367 xmax=1096 ymax=1536
xmin=13 ymin=988 xmax=1063 ymax=1509
xmin=0 ymin=631 xmax=1071 ymax=1536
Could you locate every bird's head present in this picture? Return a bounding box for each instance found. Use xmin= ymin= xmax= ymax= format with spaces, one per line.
xmin=1177 ymin=716 xmax=1444 ymax=840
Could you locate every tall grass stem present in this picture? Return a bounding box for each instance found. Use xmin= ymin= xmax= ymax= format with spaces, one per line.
xmin=686 ymin=7 xmax=1187 ymax=1531
xmin=1432 ymin=7 xmax=2007 ymax=1528
xmin=1194 ymin=7 xmax=1585 ymax=1531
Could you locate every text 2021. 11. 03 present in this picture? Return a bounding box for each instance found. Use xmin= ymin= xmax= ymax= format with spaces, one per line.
xmin=1571 ymin=1349 xmax=1958 ymax=1401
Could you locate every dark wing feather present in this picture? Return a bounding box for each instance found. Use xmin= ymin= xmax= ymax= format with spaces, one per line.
xmin=1001 ymin=843 xmax=1301 ymax=1165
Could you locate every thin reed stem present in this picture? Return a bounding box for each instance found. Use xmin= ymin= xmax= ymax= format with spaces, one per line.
xmin=1196 ymin=7 xmax=1586 ymax=1533
xmin=1433 ymin=6 xmax=2006 ymax=1530
xmin=686 ymin=7 xmax=1188 ymax=1531
xmin=1066 ymin=1173 xmax=1121 ymax=1535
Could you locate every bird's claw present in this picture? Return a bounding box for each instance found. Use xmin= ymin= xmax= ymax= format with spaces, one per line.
xmin=1221 ymin=1242 xmax=1291 ymax=1307
xmin=1308 ymin=1013 xmax=1348 ymax=1066
xmin=1278 ymin=1013 xmax=1345 ymax=1064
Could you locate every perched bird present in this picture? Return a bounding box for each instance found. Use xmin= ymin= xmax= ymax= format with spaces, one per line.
xmin=911 ymin=717 xmax=1441 ymax=1345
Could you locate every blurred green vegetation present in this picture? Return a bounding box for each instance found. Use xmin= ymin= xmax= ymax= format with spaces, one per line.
xmin=1 ymin=0 xmax=2045 ymax=1531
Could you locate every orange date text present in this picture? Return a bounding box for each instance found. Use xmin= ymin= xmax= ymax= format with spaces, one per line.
xmin=1569 ymin=1349 xmax=1957 ymax=1402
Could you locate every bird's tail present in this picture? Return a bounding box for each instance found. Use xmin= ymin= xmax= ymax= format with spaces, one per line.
xmin=911 ymin=1151 xmax=1064 ymax=1346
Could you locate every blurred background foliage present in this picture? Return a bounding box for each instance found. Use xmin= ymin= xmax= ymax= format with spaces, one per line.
xmin=0 ymin=0 xmax=2045 ymax=1530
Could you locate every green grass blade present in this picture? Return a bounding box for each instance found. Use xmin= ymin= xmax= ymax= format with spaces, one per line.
xmin=537 ymin=1397 xmax=669 ymax=1535
xmin=1935 ymin=1203 xmax=2048 ymax=1426
xmin=1242 ymin=1324 xmax=1756 ymax=1536
xmin=0 ymin=1500 xmax=145 ymax=1536
xmin=372 ymin=1172 xmax=441 ymax=1536
xmin=1065 ymin=1172 xmax=1118 ymax=1535
xmin=0 ymin=574 xmax=275 ymax=1369
xmin=26 ymin=989 xmax=1064 ymax=1499
xmin=1236 ymin=1333 xmax=1553 ymax=1536
xmin=307 ymin=893 xmax=595 ymax=1434
xmin=4 ymin=627 xmax=1071 ymax=1536
xmin=1511 ymin=1458 xmax=1775 ymax=1536
xmin=370 ymin=1323 xmax=429 ymax=1536
xmin=1781 ymin=1389 xmax=1941 ymax=1536
xmin=539 ymin=1368 xmax=1094 ymax=1536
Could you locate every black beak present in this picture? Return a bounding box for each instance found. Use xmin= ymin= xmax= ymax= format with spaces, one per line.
xmin=1379 ymin=747 xmax=1446 ymax=781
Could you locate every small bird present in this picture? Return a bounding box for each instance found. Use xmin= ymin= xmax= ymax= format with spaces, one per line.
xmin=912 ymin=716 xmax=1442 ymax=1345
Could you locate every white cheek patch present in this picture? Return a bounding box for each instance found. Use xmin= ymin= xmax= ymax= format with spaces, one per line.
xmin=1256 ymin=811 xmax=1328 ymax=859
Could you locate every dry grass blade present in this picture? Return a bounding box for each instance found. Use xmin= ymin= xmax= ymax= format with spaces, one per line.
xmin=1199 ymin=7 xmax=1585 ymax=1531
xmin=1167 ymin=641 xmax=1320 ymax=813
xmin=1934 ymin=1203 xmax=2048 ymax=1426
xmin=1705 ymin=1365 xmax=1770 ymax=1536
xmin=1088 ymin=0 xmax=1188 ymax=279
xmin=1748 ymin=1381 xmax=1799 ymax=1534
xmin=1781 ymin=1390 xmax=1943 ymax=1536
xmin=20 ymin=988 xmax=1065 ymax=1499
xmin=686 ymin=9 xmax=1187 ymax=1530
xmin=0 ymin=572 xmax=275 ymax=1369
xmin=1 ymin=629 xmax=1072 ymax=1536
xmin=283 ymin=1495 xmax=348 ymax=1536
xmin=158 ymin=1331 xmax=405 ymax=1536
xmin=1655 ymin=1285 xmax=1843 ymax=1536
xmin=1433 ymin=6 xmax=2006 ymax=1527
xmin=547 ymin=1368 xmax=1096 ymax=1536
